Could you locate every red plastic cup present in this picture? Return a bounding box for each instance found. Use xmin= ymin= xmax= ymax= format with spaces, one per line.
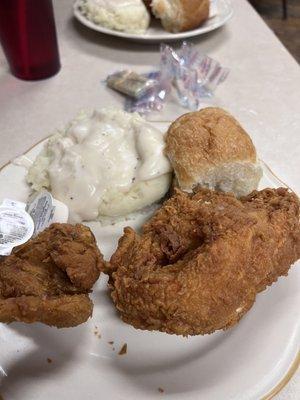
xmin=0 ymin=0 xmax=61 ymax=80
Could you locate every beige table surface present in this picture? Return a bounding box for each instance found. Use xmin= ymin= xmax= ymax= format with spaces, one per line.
xmin=0 ymin=0 xmax=299 ymax=399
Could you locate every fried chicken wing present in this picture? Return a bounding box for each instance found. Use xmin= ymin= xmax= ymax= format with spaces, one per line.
xmin=109 ymin=188 xmax=300 ymax=336
xmin=0 ymin=223 xmax=104 ymax=328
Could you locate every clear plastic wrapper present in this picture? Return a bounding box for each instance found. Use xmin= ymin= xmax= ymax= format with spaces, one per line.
xmin=112 ymin=42 xmax=229 ymax=114
xmin=125 ymin=71 xmax=170 ymax=113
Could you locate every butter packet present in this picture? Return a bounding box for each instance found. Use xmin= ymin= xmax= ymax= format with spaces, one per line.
xmin=107 ymin=70 xmax=156 ymax=99
xmin=0 ymin=199 xmax=34 ymax=256
xmin=27 ymin=190 xmax=69 ymax=236
xmin=0 ymin=191 xmax=69 ymax=256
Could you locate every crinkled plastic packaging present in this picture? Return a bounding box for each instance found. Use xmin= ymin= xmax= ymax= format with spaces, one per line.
xmin=107 ymin=42 xmax=229 ymax=114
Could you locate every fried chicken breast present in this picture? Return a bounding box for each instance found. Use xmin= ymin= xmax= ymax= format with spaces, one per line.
xmin=0 ymin=223 xmax=104 ymax=328
xmin=109 ymin=188 xmax=300 ymax=336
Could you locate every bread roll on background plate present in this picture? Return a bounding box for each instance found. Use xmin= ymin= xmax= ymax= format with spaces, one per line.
xmin=149 ymin=0 xmax=210 ymax=33
xmin=165 ymin=107 xmax=263 ymax=197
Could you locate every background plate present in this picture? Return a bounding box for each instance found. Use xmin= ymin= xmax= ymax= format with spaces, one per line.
xmin=0 ymin=129 xmax=299 ymax=400
xmin=73 ymin=0 xmax=234 ymax=43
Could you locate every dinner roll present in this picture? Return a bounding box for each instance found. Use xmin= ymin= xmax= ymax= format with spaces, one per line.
xmin=165 ymin=107 xmax=263 ymax=197
xmin=151 ymin=0 xmax=210 ymax=33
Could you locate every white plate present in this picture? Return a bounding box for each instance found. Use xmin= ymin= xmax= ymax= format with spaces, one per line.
xmin=73 ymin=0 xmax=233 ymax=43
xmin=0 ymin=131 xmax=299 ymax=400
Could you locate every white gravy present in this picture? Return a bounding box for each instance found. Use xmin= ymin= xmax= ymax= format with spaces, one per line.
xmin=47 ymin=110 xmax=171 ymax=222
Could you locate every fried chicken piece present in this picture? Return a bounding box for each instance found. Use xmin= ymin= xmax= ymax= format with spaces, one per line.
xmin=109 ymin=188 xmax=300 ymax=336
xmin=0 ymin=223 xmax=104 ymax=328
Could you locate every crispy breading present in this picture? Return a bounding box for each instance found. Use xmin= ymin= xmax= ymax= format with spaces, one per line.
xmin=109 ymin=188 xmax=300 ymax=336
xmin=0 ymin=223 xmax=104 ymax=328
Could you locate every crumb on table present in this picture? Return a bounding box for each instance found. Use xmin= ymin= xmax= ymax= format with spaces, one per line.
xmin=93 ymin=325 xmax=101 ymax=339
xmin=158 ymin=387 xmax=164 ymax=393
xmin=108 ymin=341 xmax=114 ymax=345
xmin=118 ymin=343 xmax=127 ymax=355
xmin=47 ymin=358 xmax=52 ymax=364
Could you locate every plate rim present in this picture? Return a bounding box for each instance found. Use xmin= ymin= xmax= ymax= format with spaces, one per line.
xmin=0 ymin=137 xmax=299 ymax=400
xmin=73 ymin=0 xmax=234 ymax=42
xmin=261 ymin=352 xmax=300 ymax=400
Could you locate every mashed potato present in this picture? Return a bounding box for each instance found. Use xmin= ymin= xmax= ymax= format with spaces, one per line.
xmin=27 ymin=110 xmax=172 ymax=223
xmin=80 ymin=0 xmax=150 ymax=34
